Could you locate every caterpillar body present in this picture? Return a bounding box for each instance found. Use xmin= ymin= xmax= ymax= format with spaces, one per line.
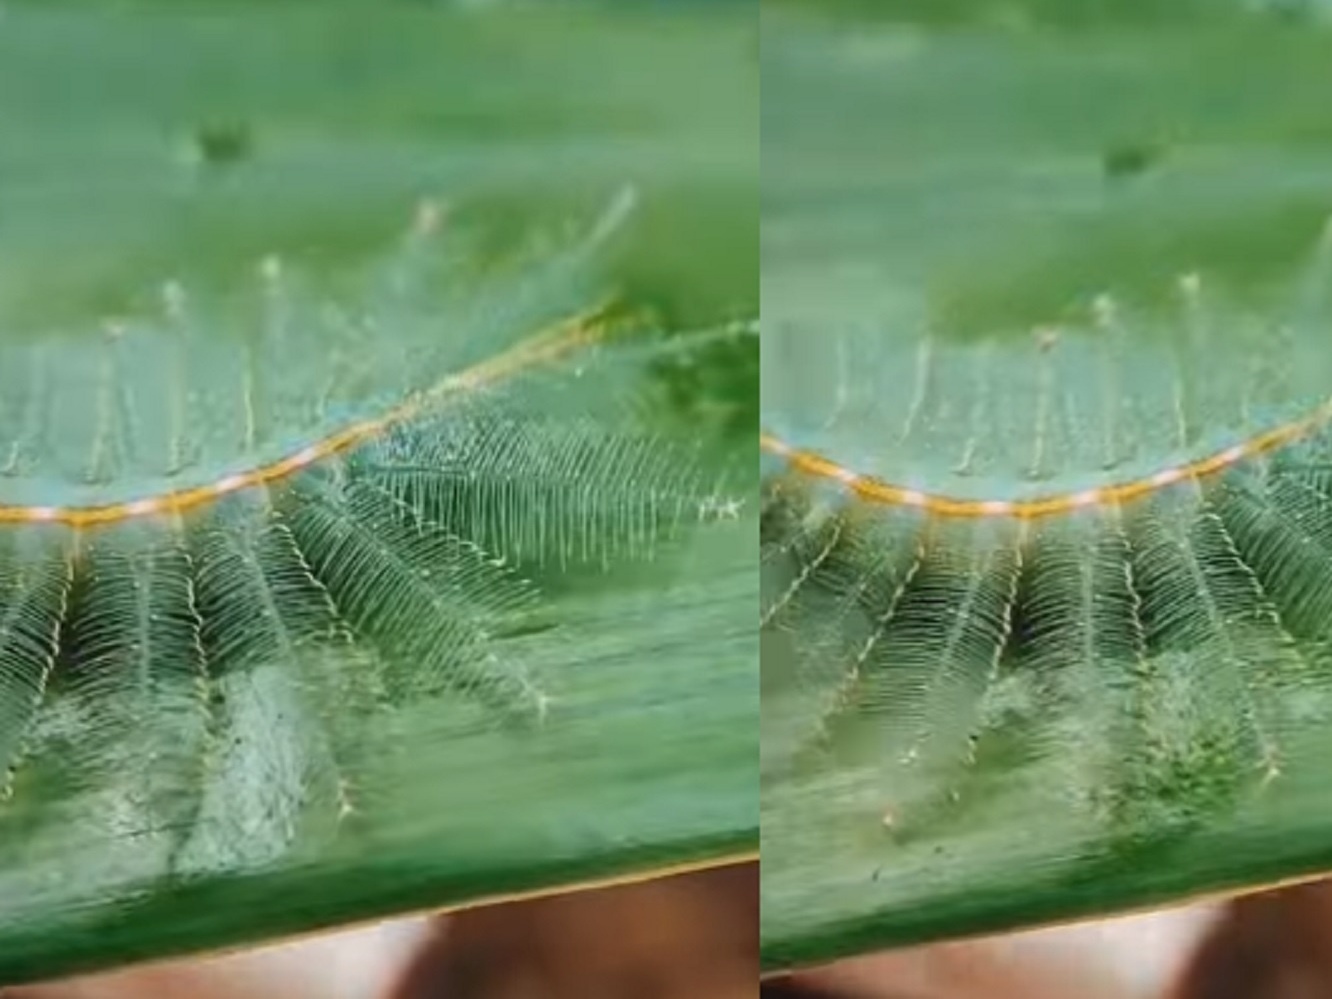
xmin=761 ymin=220 xmax=1332 ymax=847
xmin=0 ymin=188 xmax=745 ymax=892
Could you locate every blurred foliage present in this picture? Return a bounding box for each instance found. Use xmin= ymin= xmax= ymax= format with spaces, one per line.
xmin=770 ymin=0 xmax=1332 ymax=28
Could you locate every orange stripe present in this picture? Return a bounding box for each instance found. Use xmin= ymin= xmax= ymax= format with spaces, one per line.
xmin=762 ymin=399 xmax=1332 ymax=520
xmin=0 ymin=300 xmax=618 ymax=530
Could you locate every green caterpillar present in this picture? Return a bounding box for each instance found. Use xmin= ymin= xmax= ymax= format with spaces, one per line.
xmin=0 ymin=190 xmax=745 ymax=885
xmin=762 ymin=223 xmax=1332 ymax=846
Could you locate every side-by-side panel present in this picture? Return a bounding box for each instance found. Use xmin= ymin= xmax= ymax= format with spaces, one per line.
xmin=0 ymin=1 xmax=758 ymax=987
xmin=761 ymin=0 xmax=1332 ymax=973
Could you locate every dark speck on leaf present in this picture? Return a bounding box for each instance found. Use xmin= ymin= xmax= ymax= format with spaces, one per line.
xmin=1103 ymin=141 xmax=1163 ymax=181
xmin=195 ymin=121 xmax=254 ymax=167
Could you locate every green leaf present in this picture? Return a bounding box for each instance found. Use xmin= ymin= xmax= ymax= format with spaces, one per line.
xmin=762 ymin=1 xmax=1332 ymax=974
xmin=0 ymin=0 xmax=756 ymax=986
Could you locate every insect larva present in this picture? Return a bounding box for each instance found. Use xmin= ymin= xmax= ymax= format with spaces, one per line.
xmin=0 ymin=187 xmax=744 ymax=885
xmin=762 ymin=221 xmax=1332 ymax=845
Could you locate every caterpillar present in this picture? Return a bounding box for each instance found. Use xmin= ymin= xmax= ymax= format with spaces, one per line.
xmin=0 ymin=187 xmax=748 ymax=892
xmin=761 ymin=216 xmax=1332 ymax=848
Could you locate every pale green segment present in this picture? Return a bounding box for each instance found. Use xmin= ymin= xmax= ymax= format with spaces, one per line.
xmin=0 ymin=201 xmax=612 ymax=509
xmin=762 ymin=4 xmax=1332 ymax=503
xmin=763 ymin=222 xmax=1332 ymax=503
